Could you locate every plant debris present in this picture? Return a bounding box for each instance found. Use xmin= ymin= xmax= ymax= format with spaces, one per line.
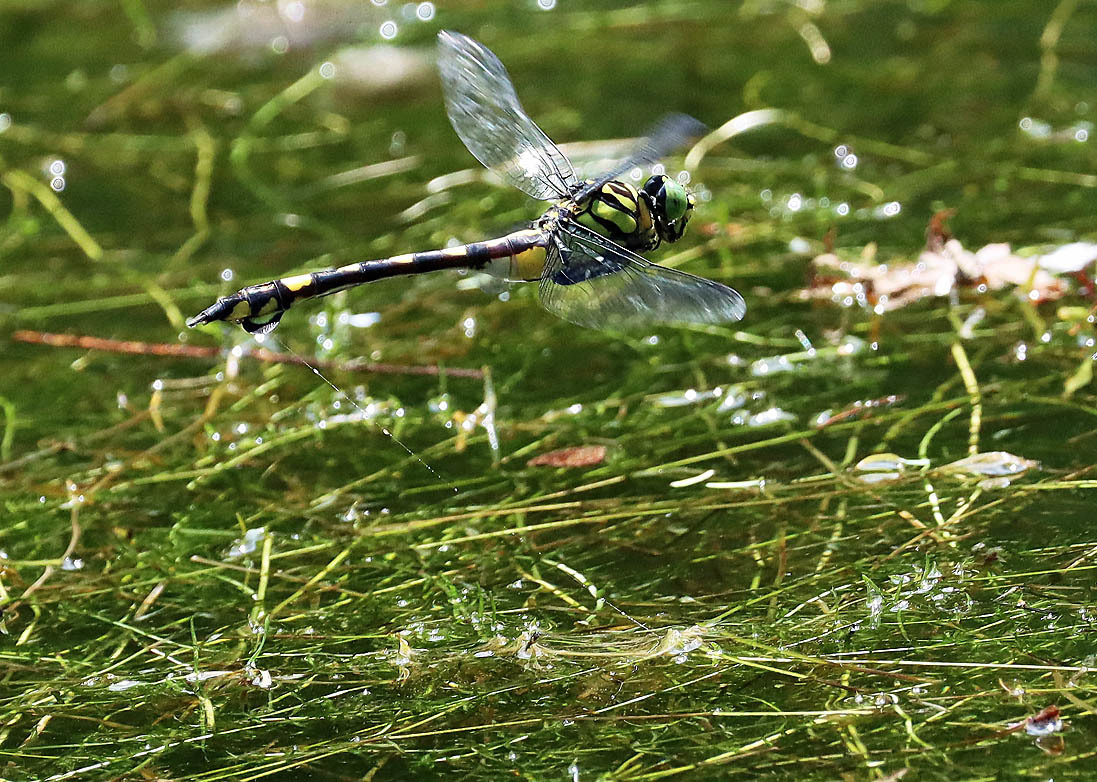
xmin=807 ymin=212 xmax=1097 ymax=312
xmin=527 ymin=445 xmax=608 ymax=468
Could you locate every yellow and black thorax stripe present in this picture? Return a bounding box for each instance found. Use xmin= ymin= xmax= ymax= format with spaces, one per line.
xmin=568 ymin=180 xmax=658 ymax=251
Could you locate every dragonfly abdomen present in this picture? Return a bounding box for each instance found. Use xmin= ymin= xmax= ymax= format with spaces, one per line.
xmin=186 ymin=228 xmax=550 ymax=333
xmin=477 ymin=228 xmax=549 ymax=281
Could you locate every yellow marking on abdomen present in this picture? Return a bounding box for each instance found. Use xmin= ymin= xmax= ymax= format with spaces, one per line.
xmin=256 ymin=297 xmax=282 ymax=315
xmin=281 ymin=273 xmax=315 ymax=292
xmin=511 ymin=245 xmax=547 ymax=281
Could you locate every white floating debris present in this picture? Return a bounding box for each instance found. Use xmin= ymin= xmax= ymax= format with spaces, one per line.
xmin=705 ymin=477 xmax=766 ymax=491
xmin=328 ymin=44 xmax=433 ymax=96
xmin=171 ymin=0 xmax=385 ymax=56
xmin=1038 ymin=242 xmax=1097 ymax=273
xmin=747 ymin=407 xmax=795 ymax=426
xmin=654 ymin=387 xmax=723 ymax=407
xmin=227 ymin=527 xmax=267 ymax=559
xmin=249 ymin=667 xmax=274 ymax=689
xmin=854 ymin=453 xmax=930 ymax=473
xmin=788 ymin=236 xmax=812 ymax=255
xmin=341 ymin=311 xmax=382 ymax=328
xmin=669 ymin=469 xmax=716 ymax=488
xmin=959 ymin=307 xmax=986 ymax=339
xmin=750 ymin=355 xmax=795 ymax=376
xmin=852 ymin=453 xmax=930 ymax=484
xmin=1023 ymin=705 xmax=1063 ymax=737
xmin=107 ymin=679 xmax=144 ymax=692
xmin=808 ymin=236 xmax=1081 ymax=311
xmin=856 ymin=472 xmax=903 ymax=484
xmin=939 ymin=451 xmax=1040 ymax=477
xmin=654 ymin=625 xmax=704 ymax=661
xmin=184 ymin=670 xmax=233 ymax=683
xmin=716 ymin=388 xmax=748 ymax=412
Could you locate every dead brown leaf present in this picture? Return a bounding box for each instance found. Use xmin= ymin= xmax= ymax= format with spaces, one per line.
xmin=527 ymin=445 xmax=607 ymax=468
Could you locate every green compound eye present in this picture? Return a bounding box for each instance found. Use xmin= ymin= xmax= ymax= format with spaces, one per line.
xmin=642 ymin=175 xmax=694 ymax=243
xmin=662 ymin=179 xmax=689 ymax=223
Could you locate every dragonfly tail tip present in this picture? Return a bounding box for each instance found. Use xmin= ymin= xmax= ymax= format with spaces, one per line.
xmin=185 ymin=309 xmax=215 ymax=328
xmin=187 ymin=296 xmax=237 ymax=329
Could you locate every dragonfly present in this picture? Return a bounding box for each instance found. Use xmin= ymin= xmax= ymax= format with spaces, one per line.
xmin=187 ymin=31 xmax=746 ymax=334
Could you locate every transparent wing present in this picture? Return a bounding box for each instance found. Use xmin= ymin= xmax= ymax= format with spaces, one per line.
xmin=539 ymin=222 xmax=746 ymax=330
xmin=572 ymin=113 xmax=708 ymax=203
xmin=438 ymin=30 xmax=577 ymax=201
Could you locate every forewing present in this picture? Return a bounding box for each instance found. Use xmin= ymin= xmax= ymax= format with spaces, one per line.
xmin=438 ymin=31 xmax=577 ymax=200
xmin=539 ymin=223 xmax=746 ymax=330
xmin=573 ymin=113 xmax=707 ymax=202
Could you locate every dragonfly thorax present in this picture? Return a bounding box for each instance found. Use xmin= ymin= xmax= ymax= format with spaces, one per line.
xmin=568 ymin=179 xmax=659 ymax=251
xmin=565 ymin=176 xmax=695 ymax=251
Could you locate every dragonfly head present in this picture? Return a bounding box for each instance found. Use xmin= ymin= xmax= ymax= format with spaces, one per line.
xmin=641 ymin=175 xmax=695 ymax=244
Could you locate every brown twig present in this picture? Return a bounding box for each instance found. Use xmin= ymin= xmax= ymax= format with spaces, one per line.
xmin=11 ymin=330 xmax=484 ymax=379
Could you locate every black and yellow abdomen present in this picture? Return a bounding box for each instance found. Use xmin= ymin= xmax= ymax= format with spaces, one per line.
xmin=186 ymin=228 xmax=552 ymax=333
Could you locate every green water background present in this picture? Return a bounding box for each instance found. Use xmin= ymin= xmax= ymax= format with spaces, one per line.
xmin=2 ymin=0 xmax=1096 ymax=779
